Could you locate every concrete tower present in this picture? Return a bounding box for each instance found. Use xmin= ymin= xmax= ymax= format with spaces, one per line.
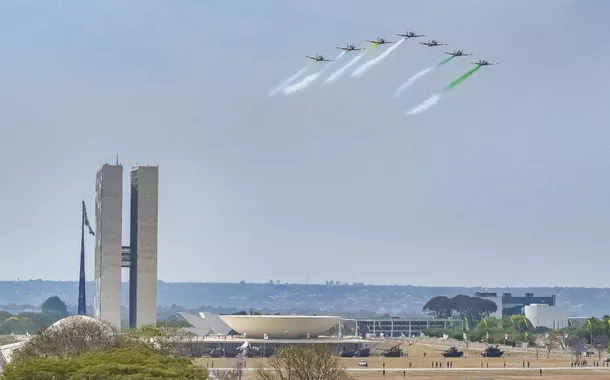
xmin=129 ymin=165 xmax=159 ymax=328
xmin=93 ymin=164 xmax=123 ymax=330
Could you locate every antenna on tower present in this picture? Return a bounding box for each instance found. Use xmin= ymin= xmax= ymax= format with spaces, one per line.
xmin=116 ymin=154 xmax=119 ymax=165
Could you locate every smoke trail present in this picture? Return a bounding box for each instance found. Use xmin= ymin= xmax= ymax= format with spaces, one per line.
xmin=444 ymin=65 xmax=481 ymax=91
xmin=405 ymin=93 xmax=442 ymax=115
xmin=268 ymin=66 xmax=308 ymax=96
xmin=393 ymin=56 xmax=457 ymax=98
xmin=393 ymin=67 xmax=432 ymax=97
xmin=438 ymin=55 xmax=455 ymax=66
xmin=284 ymin=52 xmax=346 ymax=95
xmin=324 ymin=53 xmax=364 ymax=83
xmin=404 ymin=65 xmax=483 ymax=116
xmin=324 ymin=43 xmax=380 ymax=84
xmin=351 ymin=39 xmax=405 ymax=77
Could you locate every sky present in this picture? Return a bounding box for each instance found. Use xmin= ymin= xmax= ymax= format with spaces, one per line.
xmin=0 ymin=0 xmax=609 ymax=287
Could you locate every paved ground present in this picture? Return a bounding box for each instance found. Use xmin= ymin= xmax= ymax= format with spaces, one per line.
xmin=196 ymin=339 xmax=610 ymax=379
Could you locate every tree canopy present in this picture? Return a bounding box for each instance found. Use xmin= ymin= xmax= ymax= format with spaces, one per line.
xmin=422 ymin=295 xmax=498 ymax=322
xmin=255 ymin=345 xmax=353 ymax=380
xmin=1 ymin=346 xmax=207 ymax=379
xmin=3 ymin=317 xmax=206 ymax=379
xmin=40 ymin=296 xmax=68 ymax=317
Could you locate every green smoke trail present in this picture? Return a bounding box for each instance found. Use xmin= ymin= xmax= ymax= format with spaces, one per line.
xmin=443 ymin=65 xmax=482 ymax=91
xmin=437 ymin=55 xmax=455 ymax=66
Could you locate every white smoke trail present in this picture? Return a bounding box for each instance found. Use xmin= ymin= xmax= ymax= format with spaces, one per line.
xmin=284 ymin=52 xmax=346 ymax=95
xmin=324 ymin=52 xmax=364 ymax=84
xmin=268 ymin=66 xmax=308 ymax=96
xmin=352 ymin=39 xmax=405 ymax=77
xmin=405 ymin=93 xmax=442 ymax=115
xmin=393 ymin=67 xmax=433 ymax=97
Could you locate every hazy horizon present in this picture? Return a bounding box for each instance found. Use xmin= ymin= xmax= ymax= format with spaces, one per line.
xmin=1 ymin=0 xmax=609 ymax=287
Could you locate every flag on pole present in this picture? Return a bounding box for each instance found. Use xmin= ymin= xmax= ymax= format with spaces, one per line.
xmin=505 ymin=332 xmax=508 ymax=340
xmin=463 ymin=332 xmax=467 ymax=341
xmin=486 ymin=332 xmax=489 ymax=340
xmin=264 ymin=333 xmax=268 ymax=340
xmin=83 ymin=202 xmax=95 ymax=236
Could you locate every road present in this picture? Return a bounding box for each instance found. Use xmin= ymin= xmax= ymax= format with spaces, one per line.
xmin=210 ymin=366 xmax=610 ymax=373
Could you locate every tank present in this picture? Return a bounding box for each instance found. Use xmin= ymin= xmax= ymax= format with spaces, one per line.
xmin=357 ymin=348 xmax=371 ymax=357
xmin=441 ymin=347 xmax=464 ymax=358
xmin=481 ymin=345 xmax=504 ymax=357
xmin=340 ymin=348 xmax=357 ymax=357
xmin=383 ymin=345 xmax=403 ymax=358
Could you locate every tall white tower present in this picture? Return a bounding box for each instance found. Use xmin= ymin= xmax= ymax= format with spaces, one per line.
xmin=128 ymin=165 xmax=159 ymax=328
xmin=93 ymin=164 xmax=123 ymax=330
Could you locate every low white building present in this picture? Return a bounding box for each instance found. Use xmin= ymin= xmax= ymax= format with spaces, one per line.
xmin=524 ymin=303 xmax=568 ymax=329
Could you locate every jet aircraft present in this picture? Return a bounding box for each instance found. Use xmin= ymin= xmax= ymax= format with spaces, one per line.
xmin=444 ymin=49 xmax=472 ymax=57
xmin=470 ymin=59 xmax=497 ymax=66
xmin=305 ymin=55 xmax=333 ymax=62
xmin=420 ymin=40 xmax=447 ymax=47
xmin=366 ymin=37 xmax=395 ymax=45
xmin=396 ymin=31 xmax=425 ymax=39
xmin=336 ymin=44 xmax=362 ymax=52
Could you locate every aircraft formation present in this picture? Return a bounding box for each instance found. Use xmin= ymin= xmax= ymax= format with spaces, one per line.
xmin=269 ymin=29 xmax=497 ymax=115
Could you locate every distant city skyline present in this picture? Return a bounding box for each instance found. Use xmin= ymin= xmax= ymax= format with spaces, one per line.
xmin=0 ymin=0 xmax=609 ymax=287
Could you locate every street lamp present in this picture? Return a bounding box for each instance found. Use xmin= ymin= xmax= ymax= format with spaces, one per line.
xmin=285 ymin=330 xmax=288 ymax=349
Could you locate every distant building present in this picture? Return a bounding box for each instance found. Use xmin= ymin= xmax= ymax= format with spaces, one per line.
xmin=567 ymin=317 xmax=590 ymax=328
xmin=523 ymin=304 xmax=568 ymax=329
xmin=354 ymin=316 xmax=464 ymax=338
xmin=474 ymin=292 xmax=503 ymax=319
xmin=502 ymin=293 xmax=556 ymax=317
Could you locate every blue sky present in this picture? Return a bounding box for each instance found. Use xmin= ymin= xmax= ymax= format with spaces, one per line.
xmin=0 ymin=0 xmax=609 ymax=286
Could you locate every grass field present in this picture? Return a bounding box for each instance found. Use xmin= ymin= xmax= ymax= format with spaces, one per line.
xmin=195 ymin=339 xmax=610 ymax=379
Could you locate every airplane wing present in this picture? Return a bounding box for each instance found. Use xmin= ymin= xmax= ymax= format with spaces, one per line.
xmin=419 ymin=42 xmax=428 ymax=46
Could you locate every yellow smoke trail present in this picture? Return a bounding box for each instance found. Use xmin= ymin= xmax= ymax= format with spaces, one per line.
xmin=352 ymin=39 xmax=405 ymax=77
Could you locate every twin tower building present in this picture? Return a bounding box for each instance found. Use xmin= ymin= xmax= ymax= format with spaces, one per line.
xmin=94 ymin=163 xmax=159 ymax=330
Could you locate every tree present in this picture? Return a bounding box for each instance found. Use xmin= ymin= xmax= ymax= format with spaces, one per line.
xmin=592 ymin=335 xmax=609 ymax=361
xmin=121 ymin=325 xmax=198 ymax=356
xmin=255 ymin=345 xmax=353 ymax=380
xmin=544 ymin=331 xmax=564 ymax=358
xmin=1 ymin=346 xmax=208 ymax=379
xmin=10 ymin=316 xmax=118 ymax=363
xmin=422 ymin=295 xmax=498 ymax=323
xmin=567 ymin=336 xmax=587 ymax=362
xmin=0 ymin=317 xmax=38 ymax=335
xmin=422 ymin=296 xmax=453 ymax=318
xmin=40 ymin=296 xmax=68 ymax=317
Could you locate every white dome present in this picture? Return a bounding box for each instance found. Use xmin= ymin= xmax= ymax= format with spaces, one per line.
xmin=47 ymin=315 xmax=114 ymax=336
xmin=218 ymin=315 xmax=341 ymax=339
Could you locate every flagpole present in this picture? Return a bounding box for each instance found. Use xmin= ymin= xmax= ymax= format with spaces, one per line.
xmin=78 ymin=201 xmax=87 ymax=315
